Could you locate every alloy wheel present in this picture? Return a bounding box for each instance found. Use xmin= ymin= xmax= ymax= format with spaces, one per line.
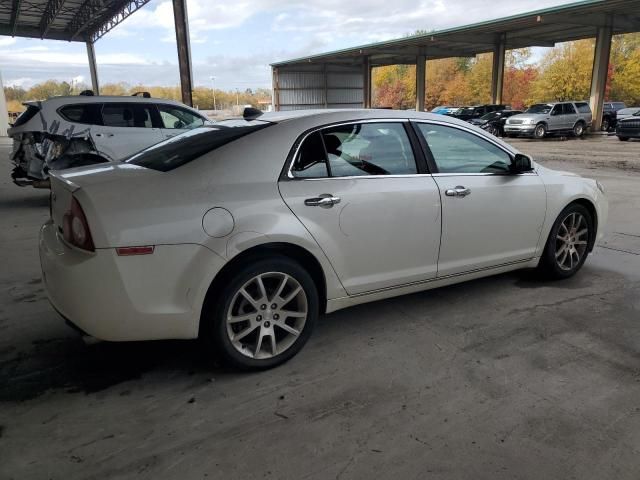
xmin=225 ymin=272 xmax=308 ymax=359
xmin=574 ymin=123 xmax=584 ymax=136
xmin=535 ymin=124 xmax=546 ymax=138
xmin=555 ymin=212 xmax=589 ymax=271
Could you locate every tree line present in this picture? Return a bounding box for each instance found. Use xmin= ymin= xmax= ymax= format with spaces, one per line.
xmin=373 ymin=33 xmax=640 ymax=110
xmin=4 ymin=82 xmax=272 ymax=112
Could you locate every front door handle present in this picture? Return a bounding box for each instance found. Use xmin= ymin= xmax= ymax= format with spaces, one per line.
xmin=94 ymin=133 xmax=114 ymax=138
xmin=445 ymin=186 xmax=471 ymax=197
xmin=304 ymin=194 xmax=341 ymax=208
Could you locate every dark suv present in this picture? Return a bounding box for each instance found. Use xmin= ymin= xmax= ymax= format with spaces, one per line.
xmin=447 ymin=104 xmax=507 ymax=121
xmin=601 ymin=102 xmax=626 ymax=131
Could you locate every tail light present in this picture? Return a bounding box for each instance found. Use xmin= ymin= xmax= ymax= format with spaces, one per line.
xmin=62 ymin=196 xmax=95 ymax=252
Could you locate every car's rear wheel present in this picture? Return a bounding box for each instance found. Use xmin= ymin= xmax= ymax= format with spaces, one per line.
xmin=202 ymin=256 xmax=318 ymax=370
xmin=534 ymin=123 xmax=547 ymax=139
xmin=538 ymin=204 xmax=593 ymax=279
xmin=573 ymin=121 xmax=585 ymax=137
xmin=488 ymin=125 xmax=499 ymax=136
xmin=601 ymin=118 xmax=610 ymax=131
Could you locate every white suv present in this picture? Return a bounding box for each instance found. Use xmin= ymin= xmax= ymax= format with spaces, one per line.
xmin=8 ymin=94 xmax=212 ymax=187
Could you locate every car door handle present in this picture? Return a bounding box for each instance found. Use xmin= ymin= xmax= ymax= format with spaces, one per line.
xmin=94 ymin=133 xmax=114 ymax=137
xmin=304 ymin=194 xmax=341 ymax=208
xmin=445 ymin=186 xmax=471 ymax=197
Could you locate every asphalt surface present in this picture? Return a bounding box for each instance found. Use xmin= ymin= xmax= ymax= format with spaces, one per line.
xmin=1 ymin=135 xmax=639 ymax=479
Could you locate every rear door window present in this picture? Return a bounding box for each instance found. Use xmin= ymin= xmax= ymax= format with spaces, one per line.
xmin=101 ymin=103 xmax=156 ymax=128
xmin=291 ymin=131 xmax=329 ymax=178
xmin=322 ymin=123 xmax=417 ymax=177
xmin=563 ymin=103 xmax=577 ymax=114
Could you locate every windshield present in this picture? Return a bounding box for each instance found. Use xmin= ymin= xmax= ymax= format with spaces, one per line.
xmin=526 ymin=104 xmax=553 ymax=114
xmin=126 ymin=119 xmax=272 ymax=172
xmin=479 ymin=112 xmax=499 ymax=121
xmin=634 ymin=110 xmax=640 ymax=117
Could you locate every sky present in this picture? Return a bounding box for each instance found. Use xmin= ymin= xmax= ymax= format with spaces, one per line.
xmin=0 ymin=0 xmax=579 ymax=91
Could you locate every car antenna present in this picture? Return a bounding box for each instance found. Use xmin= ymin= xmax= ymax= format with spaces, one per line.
xmin=243 ymin=107 xmax=263 ymax=121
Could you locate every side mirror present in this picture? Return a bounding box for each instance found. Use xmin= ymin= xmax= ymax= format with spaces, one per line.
xmin=511 ymin=153 xmax=534 ymax=174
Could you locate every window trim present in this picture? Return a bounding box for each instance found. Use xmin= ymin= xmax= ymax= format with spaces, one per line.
xmin=56 ymin=103 xmax=105 ymax=126
xmin=410 ymin=119 xmax=537 ymax=177
xmin=283 ymin=118 xmax=428 ymax=181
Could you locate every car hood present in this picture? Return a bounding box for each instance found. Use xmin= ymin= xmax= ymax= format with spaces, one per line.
xmin=507 ymin=113 xmax=549 ymax=122
xmin=618 ymin=116 xmax=640 ymax=123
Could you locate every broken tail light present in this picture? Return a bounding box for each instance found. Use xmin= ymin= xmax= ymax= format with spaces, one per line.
xmin=62 ymin=197 xmax=95 ymax=252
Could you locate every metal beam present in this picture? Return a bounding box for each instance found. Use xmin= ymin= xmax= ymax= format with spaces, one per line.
xmin=172 ymin=0 xmax=193 ymax=106
xmin=39 ymin=0 xmax=65 ymax=38
xmin=491 ymin=36 xmax=506 ymax=105
xmin=416 ymin=54 xmax=426 ymax=112
xmin=69 ymin=0 xmax=103 ymax=41
xmin=90 ymin=0 xmax=152 ymax=42
xmin=363 ymin=56 xmax=371 ymax=108
xmin=10 ymin=0 xmax=23 ymax=36
xmin=505 ymin=36 xmax=555 ymax=48
xmin=272 ymin=67 xmax=280 ymax=111
xmin=86 ymin=41 xmax=99 ymax=95
xmin=589 ymin=25 xmax=612 ymax=131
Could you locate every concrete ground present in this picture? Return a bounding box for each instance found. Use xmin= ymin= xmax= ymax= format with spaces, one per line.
xmin=1 ymin=135 xmax=639 ymax=480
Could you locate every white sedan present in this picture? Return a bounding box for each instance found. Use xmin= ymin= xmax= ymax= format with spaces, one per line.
xmin=40 ymin=109 xmax=608 ymax=369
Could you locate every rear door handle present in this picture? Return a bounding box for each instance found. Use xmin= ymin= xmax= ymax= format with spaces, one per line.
xmin=94 ymin=133 xmax=114 ymax=138
xmin=445 ymin=186 xmax=471 ymax=197
xmin=304 ymin=194 xmax=341 ymax=208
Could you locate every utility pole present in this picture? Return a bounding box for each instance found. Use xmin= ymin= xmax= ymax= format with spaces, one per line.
xmin=236 ymin=88 xmax=239 ymax=106
xmin=209 ymin=76 xmax=217 ymax=111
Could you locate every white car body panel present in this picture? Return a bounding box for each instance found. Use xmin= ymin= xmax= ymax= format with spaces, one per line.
xmin=90 ymin=124 xmax=164 ymax=161
xmin=39 ymin=109 xmax=608 ymax=341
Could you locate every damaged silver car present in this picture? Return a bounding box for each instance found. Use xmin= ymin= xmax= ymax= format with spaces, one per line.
xmin=8 ymin=93 xmax=212 ymax=187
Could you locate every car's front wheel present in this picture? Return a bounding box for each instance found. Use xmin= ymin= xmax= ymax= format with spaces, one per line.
xmin=534 ymin=123 xmax=547 ymax=139
xmin=601 ymin=118 xmax=610 ymax=131
xmin=539 ymin=204 xmax=593 ymax=279
xmin=202 ymin=256 xmax=318 ymax=370
xmin=618 ymin=136 xmax=629 ymax=141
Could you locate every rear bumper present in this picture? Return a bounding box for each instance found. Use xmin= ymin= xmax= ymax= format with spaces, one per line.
xmin=39 ymin=220 xmax=226 ymax=341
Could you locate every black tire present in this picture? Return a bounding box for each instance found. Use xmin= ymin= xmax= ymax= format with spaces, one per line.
xmin=618 ymin=136 xmax=629 ymax=141
xmin=534 ymin=123 xmax=547 ymax=139
xmin=601 ymin=118 xmax=610 ymax=131
xmin=573 ymin=121 xmax=585 ymax=137
xmin=538 ymin=204 xmax=593 ymax=279
xmin=201 ymin=255 xmax=319 ymax=370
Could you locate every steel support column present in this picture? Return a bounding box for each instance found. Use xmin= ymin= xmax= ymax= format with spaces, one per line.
xmin=272 ymin=67 xmax=279 ymax=111
xmin=589 ymin=25 xmax=613 ymax=131
xmin=172 ymin=0 xmax=193 ymax=106
xmin=415 ymin=55 xmax=426 ymax=112
xmin=491 ymin=35 xmax=506 ymax=105
xmin=86 ymin=41 xmax=99 ymax=95
xmin=0 ymin=72 xmax=8 ymax=136
xmin=363 ymin=56 xmax=371 ymax=108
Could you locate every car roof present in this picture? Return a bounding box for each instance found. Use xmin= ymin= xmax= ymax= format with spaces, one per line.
xmin=29 ymin=96 xmax=190 ymax=107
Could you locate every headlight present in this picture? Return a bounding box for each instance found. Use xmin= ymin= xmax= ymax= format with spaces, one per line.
xmin=596 ymin=180 xmax=605 ymax=194
xmin=525 ymin=119 xmax=535 ymax=125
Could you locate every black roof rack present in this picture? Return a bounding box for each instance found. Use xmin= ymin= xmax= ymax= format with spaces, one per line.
xmin=131 ymin=92 xmax=151 ymax=98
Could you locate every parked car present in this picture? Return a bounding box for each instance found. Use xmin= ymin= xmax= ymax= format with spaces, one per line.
xmin=431 ymin=105 xmax=453 ymax=114
xmin=8 ymin=93 xmax=213 ymax=188
xmin=616 ymin=107 xmax=640 ymax=121
xmin=40 ymin=109 xmax=607 ymax=369
xmin=447 ymin=104 xmax=508 ymax=121
xmin=615 ymin=110 xmax=640 ymax=141
xmin=504 ymin=102 xmax=592 ymax=139
xmin=468 ymin=110 xmax=523 ymax=136
xmin=601 ymin=101 xmax=626 ymax=131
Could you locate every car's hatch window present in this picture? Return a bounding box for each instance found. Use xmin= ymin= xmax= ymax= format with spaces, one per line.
xmin=12 ymin=105 xmax=40 ymax=127
xmin=126 ymin=120 xmax=272 ymax=172
xmin=417 ymin=123 xmax=511 ymax=174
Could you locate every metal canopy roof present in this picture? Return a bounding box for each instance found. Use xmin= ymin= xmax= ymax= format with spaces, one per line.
xmin=0 ymin=0 xmax=151 ymax=43
xmin=272 ymin=0 xmax=640 ymax=68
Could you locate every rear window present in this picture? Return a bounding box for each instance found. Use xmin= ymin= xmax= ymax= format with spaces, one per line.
xmin=575 ymin=102 xmax=591 ymax=114
xmin=59 ymin=104 xmax=103 ymax=125
xmin=126 ymin=119 xmax=272 ymax=172
xmin=12 ymin=105 xmax=40 ymax=127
